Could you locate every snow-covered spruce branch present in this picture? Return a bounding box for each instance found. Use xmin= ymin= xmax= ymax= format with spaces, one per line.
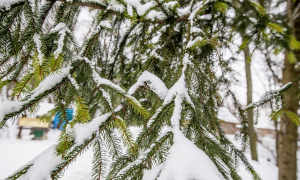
xmin=0 ymin=13 xmax=111 ymax=128
xmin=51 ymin=133 xmax=97 ymax=179
xmin=107 ymin=58 xmax=258 ymax=180
xmin=216 ymin=125 xmax=260 ymax=179
xmin=45 ymin=0 xmax=189 ymax=24
xmin=9 ymin=61 xmax=233 ymax=179
xmin=183 ymin=110 xmax=254 ymax=180
xmin=109 ymin=132 xmax=173 ymax=179
xmin=7 ymin=69 xmax=157 ymax=178
xmin=9 ymin=111 xmax=111 ymax=179
xmin=0 ymin=61 xmax=82 ymax=128
xmin=90 ymin=77 xmax=138 ymax=155
xmin=245 ymin=82 xmax=293 ymax=110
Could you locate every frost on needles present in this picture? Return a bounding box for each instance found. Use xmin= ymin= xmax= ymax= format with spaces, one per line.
xmin=1 ymin=0 xmax=294 ymax=179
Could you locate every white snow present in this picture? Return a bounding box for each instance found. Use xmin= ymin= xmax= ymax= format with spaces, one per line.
xmin=177 ymin=6 xmax=190 ymax=17
xmin=127 ymin=3 xmax=133 ymax=16
xmin=143 ymin=131 xmax=224 ymax=180
xmin=279 ymin=82 xmax=292 ymax=91
xmin=66 ymin=124 xmax=72 ymax=135
xmin=89 ymin=67 xmax=143 ymax=111
xmin=31 ymin=102 xmax=55 ymax=117
xmin=147 ymin=54 xmax=194 ymax=128
xmin=186 ymin=36 xmax=203 ymax=48
xmin=99 ymin=88 xmax=113 ymax=108
xmin=68 ymin=75 xmax=79 ymax=90
xmin=50 ymin=23 xmax=71 ymax=59
xmin=199 ymin=14 xmax=212 ymax=20
xmin=107 ymin=1 xmax=125 ymax=13
xmin=99 ymin=20 xmax=112 ymax=29
xmin=191 ymin=27 xmax=204 ymax=33
xmin=163 ymin=1 xmax=178 ymax=9
xmin=33 ymin=34 xmax=44 ymax=65
xmin=49 ymin=23 xmax=68 ymax=34
xmin=0 ymin=0 xmax=21 ymax=8
xmin=23 ymin=145 xmax=63 ymax=180
xmin=0 ymin=66 xmax=71 ymax=123
xmin=73 ymin=8 xmax=97 ymax=46
xmin=128 ymin=71 xmax=168 ymax=100
xmin=146 ymin=10 xmax=167 ymax=21
xmin=29 ymin=66 xmax=71 ymax=101
xmin=150 ymin=50 xmax=164 ymax=61
xmin=218 ymin=107 xmax=240 ymax=123
xmin=142 ymin=164 xmax=164 ymax=180
xmin=91 ymin=68 xmax=124 ymax=93
xmin=227 ymin=135 xmax=279 ymax=180
xmin=246 ymin=82 xmax=292 ymax=109
xmin=255 ymin=116 xmax=276 ymax=130
xmin=0 ymin=123 xmax=292 ymax=180
xmin=163 ymin=54 xmax=194 ymax=107
xmin=189 ymin=3 xmax=202 ymax=21
xmin=147 ymin=106 xmax=163 ymax=127
xmin=74 ymin=113 xmax=111 ymax=145
xmin=142 ymin=52 xmax=223 ymax=180
xmin=0 ymin=100 xmax=23 ymax=123
xmin=124 ymin=0 xmax=155 ymax=16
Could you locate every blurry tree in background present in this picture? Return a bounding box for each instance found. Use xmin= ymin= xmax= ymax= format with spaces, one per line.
xmin=232 ymin=0 xmax=258 ymax=161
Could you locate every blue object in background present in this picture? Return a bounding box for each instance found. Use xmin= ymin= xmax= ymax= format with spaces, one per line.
xmin=52 ymin=108 xmax=73 ymax=130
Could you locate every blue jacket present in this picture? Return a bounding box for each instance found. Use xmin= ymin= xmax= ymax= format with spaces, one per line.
xmin=52 ymin=108 xmax=73 ymax=130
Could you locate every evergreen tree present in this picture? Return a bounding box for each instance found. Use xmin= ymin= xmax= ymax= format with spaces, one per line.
xmin=0 ymin=0 xmax=298 ymax=179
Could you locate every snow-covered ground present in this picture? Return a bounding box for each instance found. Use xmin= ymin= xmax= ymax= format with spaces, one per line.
xmin=0 ymin=122 xmax=289 ymax=180
xmin=0 ymin=123 xmax=94 ymax=180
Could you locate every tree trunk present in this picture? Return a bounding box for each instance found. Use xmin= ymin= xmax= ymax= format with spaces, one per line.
xmin=244 ymin=46 xmax=258 ymax=161
xmin=270 ymin=100 xmax=279 ymax=165
xmin=278 ymin=55 xmax=299 ymax=180
xmin=278 ymin=1 xmax=300 ymax=179
xmin=275 ymin=119 xmax=279 ymax=166
xmin=270 ymin=98 xmax=279 ymax=165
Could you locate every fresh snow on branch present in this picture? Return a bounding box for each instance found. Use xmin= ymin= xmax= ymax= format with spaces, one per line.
xmin=139 ymin=54 xmax=223 ymax=180
xmin=67 ymin=74 xmax=79 ymax=90
xmin=50 ymin=23 xmax=71 ymax=59
xmin=163 ymin=54 xmax=194 ymax=107
xmin=99 ymin=20 xmax=113 ymax=29
xmin=33 ymin=34 xmax=44 ymax=65
xmin=142 ymin=131 xmax=224 ymax=180
xmin=74 ymin=113 xmax=111 ymax=145
xmin=191 ymin=27 xmax=204 ymax=33
xmin=245 ymin=82 xmax=292 ymax=110
xmin=177 ymin=6 xmax=190 ymax=17
xmin=124 ymin=0 xmax=155 ymax=16
xmin=107 ymin=1 xmax=125 ymax=13
xmin=0 ymin=101 xmax=23 ymax=124
xmin=29 ymin=66 xmax=71 ymax=101
xmin=0 ymin=0 xmax=21 ymax=9
xmin=128 ymin=71 xmax=168 ymax=100
xmin=187 ymin=36 xmax=203 ymax=48
xmin=146 ymin=10 xmax=167 ymax=21
xmin=147 ymin=54 xmax=194 ymax=127
xmin=84 ymin=57 xmax=144 ymax=111
xmin=0 ymin=66 xmax=71 ymax=123
xmin=99 ymin=88 xmax=113 ymax=109
xmin=22 ymin=145 xmax=63 ymax=180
